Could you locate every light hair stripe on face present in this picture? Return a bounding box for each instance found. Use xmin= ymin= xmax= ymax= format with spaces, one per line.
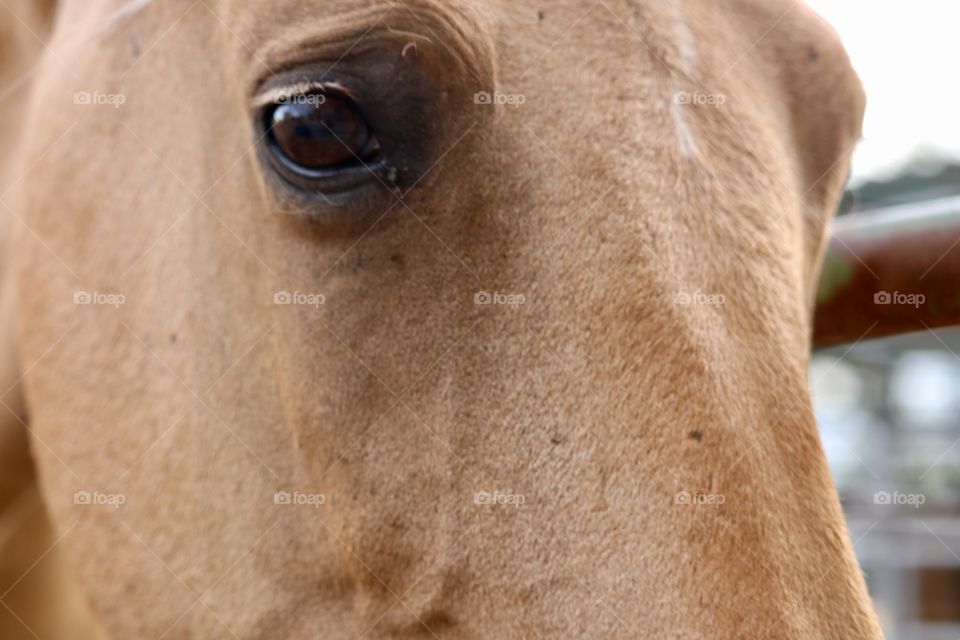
xmin=663 ymin=0 xmax=701 ymax=159
xmin=105 ymin=0 xmax=158 ymax=25
xmin=0 ymin=0 xmax=158 ymax=103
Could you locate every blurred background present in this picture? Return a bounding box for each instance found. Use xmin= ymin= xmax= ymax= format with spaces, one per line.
xmin=807 ymin=1 xmax=960 ymax=637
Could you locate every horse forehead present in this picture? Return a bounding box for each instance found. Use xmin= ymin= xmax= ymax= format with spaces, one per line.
xmin=104 ymin=0 xmax=811 ymax=68
xmin=188 ymin=0 xmax=702 ymax=57
xmin=97 ymin=0 xmax=790 ymax=102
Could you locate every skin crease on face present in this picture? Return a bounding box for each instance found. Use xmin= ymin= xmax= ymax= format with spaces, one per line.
xmin=0 ymin=0 xmax=880 ymax=637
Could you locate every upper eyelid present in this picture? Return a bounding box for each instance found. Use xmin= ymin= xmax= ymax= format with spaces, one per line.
xmin=251 ymin=80 xmax=356 ymax=110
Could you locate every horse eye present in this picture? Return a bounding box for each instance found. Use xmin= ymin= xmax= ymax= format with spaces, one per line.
xmin=265 ymin=93 xmax=379 ymax=172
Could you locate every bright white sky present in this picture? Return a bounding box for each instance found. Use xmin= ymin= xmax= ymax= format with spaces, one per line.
xmin=804 ymin=0 xmax=960 ymax=183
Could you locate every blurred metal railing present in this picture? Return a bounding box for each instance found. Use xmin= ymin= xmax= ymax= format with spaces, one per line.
xmin=814 ymin=195 xmax=960 ymax=347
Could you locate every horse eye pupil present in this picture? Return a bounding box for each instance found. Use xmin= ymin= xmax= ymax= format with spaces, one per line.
xmin=268 ymin=94 xmax=372 ymax=169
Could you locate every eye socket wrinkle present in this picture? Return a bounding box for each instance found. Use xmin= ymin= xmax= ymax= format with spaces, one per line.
xmin=245 ymin=2 xmax=496 ymax=100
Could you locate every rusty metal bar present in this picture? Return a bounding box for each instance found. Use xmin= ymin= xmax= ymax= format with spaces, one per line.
xmin=814 ymin=195 xmax=960 ymax=348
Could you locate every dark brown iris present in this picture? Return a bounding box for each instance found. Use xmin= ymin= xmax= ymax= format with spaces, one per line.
xmin=268 ymin=94 xmax=373 ymax=169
